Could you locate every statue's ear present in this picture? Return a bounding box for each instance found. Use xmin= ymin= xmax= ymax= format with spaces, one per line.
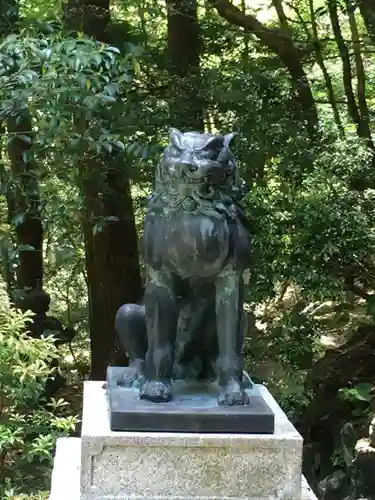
xmin=169 ymin=128 xmax=182 ymax=149
xmin=203 ymin=136 xmax=224 ymax=150
xmin=224 ymin=132 xmax=236 ymax=149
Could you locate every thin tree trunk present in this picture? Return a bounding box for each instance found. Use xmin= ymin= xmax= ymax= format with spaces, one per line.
xmin=0 ymin=123 xmax=14 ymax=295
xmin=327 ymin=0 xmax=366 ymax=141
xmin=64 ymin=0 xmax=110 ymax=41
xmin=345 ymin=0 xmax=374 ymax=149
xmin=240 ymin=0 xmax=249 ymax=63
xmin=272 ymin=0 xmax=289 ymax=31
xmin=166 ymin=0 xmax=204 ymax=130
xmin=359 ymin=0 xmax=375 ymax=44
xmin=251 ymin=92 xmax=269 ymax=188
xmin=272 ymin=0 xmax=320 ymax=134
xmin=210 ymin=0 xmax=318 ymax=138
xmin=309 ymin=0 xmax=345 ymax=138
xmin=7 ymin=112 xmax=44 ymax=296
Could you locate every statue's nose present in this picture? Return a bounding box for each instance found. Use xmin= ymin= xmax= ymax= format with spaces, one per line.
xmin=180 ymin=160 xmax=198 ymax=172
xmin=205 ymin=164 xmax=225 ymax=177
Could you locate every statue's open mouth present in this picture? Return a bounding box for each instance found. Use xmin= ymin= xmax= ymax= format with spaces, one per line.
xmin=181 ymin=162 xmax=231 ymax=186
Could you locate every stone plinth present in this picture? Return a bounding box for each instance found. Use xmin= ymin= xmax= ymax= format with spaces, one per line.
xmin=50 ymin=438 xmax=318 ymax=500
xmin=79 ymin=381 xmax=305 ymax=500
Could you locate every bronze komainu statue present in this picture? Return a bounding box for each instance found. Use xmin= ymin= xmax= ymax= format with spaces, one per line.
xmin=115 ymin=128 xmax=251 ymax=406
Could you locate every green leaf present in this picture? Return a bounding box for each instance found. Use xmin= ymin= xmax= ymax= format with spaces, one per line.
xmin=104 ymin=83 xmax=119 ymax=96
xmin=132 ymin=58 xmax=141 ymax=74
xmin=127 ymin=43 xmax=144 ymax=57
xmin=17 ymin=134 xmax=32 ymax=144
xmin=102 ymin=142 xmax=113 ymax=153
xmin=353 ymin=383 xmax=373 ymax=402
xmin=111 ymin=140 xmax=125 ymax=151
xmin=13 ymin=214 xmax=24 ymax=227
xmin=118 ymin=72 xmax=132 ymax=83
xmin=92 ymin=53 xmax=102 ymax=66
xmin=106 ymin=46 xmax=121 ymax=55
xmin=100 ymin=95 xmax=117 ymax=104
xmin=64 ymin=40 xmax=76 ymax=53
xmin=93 ymin=221 xmax=105 ymax=235
xmin=18 ymin=70 xmax=38 ymax=83
xmin=18 ymin=244 xmax=35 ymax=251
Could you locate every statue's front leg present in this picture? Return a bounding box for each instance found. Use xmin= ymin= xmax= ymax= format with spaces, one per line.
xmin=140 ymin=268 xmax=177 ymax=403
xmin=215 ymin=267 xmax=249 ymax=406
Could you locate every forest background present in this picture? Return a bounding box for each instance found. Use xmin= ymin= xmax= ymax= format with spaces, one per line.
xmin=1 ymin=0 xmax=375 ymax=498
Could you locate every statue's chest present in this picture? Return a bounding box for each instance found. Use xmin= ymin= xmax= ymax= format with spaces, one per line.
xmin=143 ymin=211 xmax=231 ymax=278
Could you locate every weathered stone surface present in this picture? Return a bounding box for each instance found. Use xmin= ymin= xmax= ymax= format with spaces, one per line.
xmin=50 ymin=437 xmax=80 ymax=500
xmin=50 ymin=438 xmax=318 ymax=500
xmin=78 ymin=381 xmax=305 ymax=499
xmin=107 ymin=366 xmax=274 ymax=434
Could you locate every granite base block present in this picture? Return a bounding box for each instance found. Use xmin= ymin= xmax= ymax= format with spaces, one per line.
xmin=107 ymin=366 xmax=275 ymax=434
xmin=50 ymin=438 xmax=318 ymax=500
xmin=78 ymin=381 xmax=305 ymax=500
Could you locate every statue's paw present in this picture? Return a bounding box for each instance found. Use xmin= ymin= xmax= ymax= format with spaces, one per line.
xmin=140 ymin=379 xmax=172 ymax=403
xmin=218 ymin=380 xmax=250 ymax=407
xmin=117 ymin=371 xmax=145 ymax=389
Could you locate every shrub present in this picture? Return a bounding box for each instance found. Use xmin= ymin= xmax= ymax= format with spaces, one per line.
xmin=0 ymin=284 xmax=78 ymax=498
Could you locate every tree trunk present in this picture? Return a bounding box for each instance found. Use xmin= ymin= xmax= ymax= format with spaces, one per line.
xmin=80 ymin=157 xmax=142 ymax=379
xmin=297 ymin=325 xmax=375 ymax=488
xmin=65 ymin=0 xmax=142 ymax=379
xmin=210 ymin=0 xmax=318 ymax=137
xmin=2 ymin=0 xmax=45 ymax=305
xmin=6 ymin=112 xmax=44 ymax=297
xmin=64 ymin=0 xmax=110 ymax=41
xmin=308 ymin=0 xmax=345 ymax=138
xmin=0 ymin=123 xmax=14 ymax=295
xmin=272 ymin=0 xmax=289 ymax=30
xmin=166 ymin=0 xmax=204 ymax=130
xmin=327 ymin=0 xmax=367 ymax=142
xmin=345 ymin=0 xmax=374 ymax=149
xmin=0 ymin=0 xmax=18 ymax=35
xmin=359 ymin=0 xmax=375 ymax=44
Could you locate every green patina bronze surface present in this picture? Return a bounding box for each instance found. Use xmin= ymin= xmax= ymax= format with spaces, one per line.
xmin=115 ymin=128 xmax=251 ymax=407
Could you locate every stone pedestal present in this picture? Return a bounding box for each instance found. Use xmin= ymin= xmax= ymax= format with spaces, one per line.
xmin=55 ymin=380 xmax=315 ymax=500
xmin=50 ymin=438 xmax=317 ymax=500
xmin=49 ymin=380 xmax=318 ymax=500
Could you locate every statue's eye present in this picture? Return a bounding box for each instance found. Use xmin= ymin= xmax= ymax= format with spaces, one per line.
xmin=202 ymin=148 xmax=219 ymax=160
xmin=168 ymin=146 xmax=181 ymax=157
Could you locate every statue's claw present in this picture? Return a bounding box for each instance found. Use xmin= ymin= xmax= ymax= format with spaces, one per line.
xmin=140 ymin=379 xmax=173 ymax=403
xmin=117 ymin=370 xmax=145 ymax=389
xmin=218 ymin=379 xmax=250 ymax=406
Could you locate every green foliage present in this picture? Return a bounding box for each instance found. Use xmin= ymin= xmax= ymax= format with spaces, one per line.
xmin=339 ymin=383 xmax=374 ymax=404
xmin=267 ymin=309 xmax=323 ymax=369
xmin=244 ymin=138 xmax=375 ymax=302
xmin=0 ymin=29 xmax=141 ymax=155
xmin=0 ymin=285 xmax=78 ymax=498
